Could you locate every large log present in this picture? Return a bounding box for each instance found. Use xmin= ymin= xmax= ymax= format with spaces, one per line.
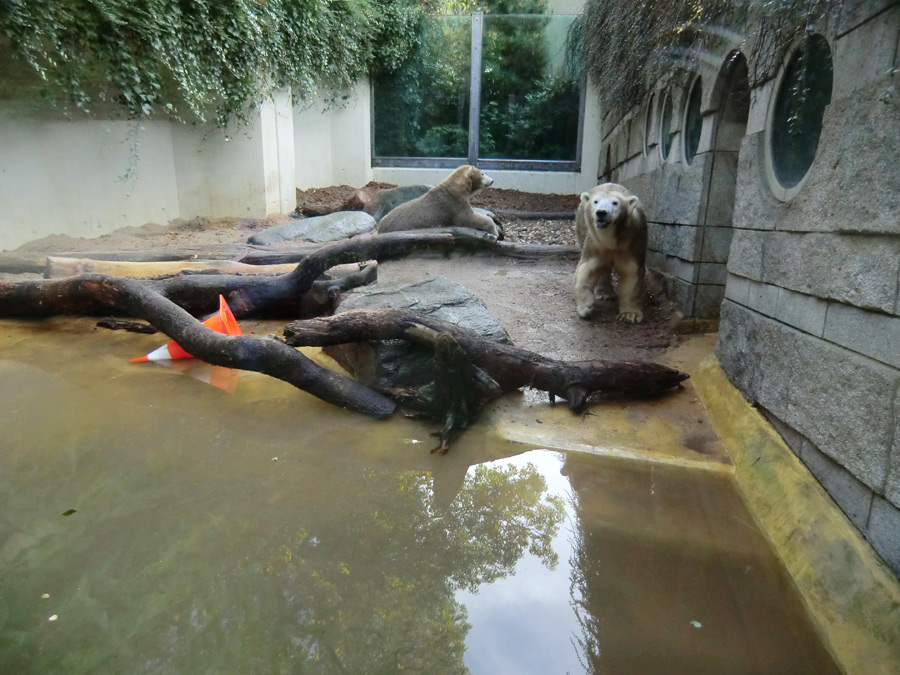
xmin=0 ymin=230 xmax=504 ymax=319
xmin=0 ymin=233 xmax=578 ymax=277
xmin=283 ymin=308 xmax=689 ymax=412
xmin=43 ymin=257 xmax=376 ymax=280
xmin=45 ymin=257 xmax=301 ymax=278
xmin=45 ymin=276 xmax=396 ymax=418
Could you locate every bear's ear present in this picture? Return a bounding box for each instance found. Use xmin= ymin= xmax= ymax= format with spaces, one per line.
xmin=626 ymin=195 xmax=640 ymax=209
xmin=580 ymin=192 xmax=591 ymax=203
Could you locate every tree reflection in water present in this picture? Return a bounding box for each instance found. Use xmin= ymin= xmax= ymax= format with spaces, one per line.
xmin=0 ymin=458 xmax=564 ymax=674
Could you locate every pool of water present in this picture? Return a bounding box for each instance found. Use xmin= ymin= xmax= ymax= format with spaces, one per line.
xmin=0 ymin=318 xmax=839 ymax=674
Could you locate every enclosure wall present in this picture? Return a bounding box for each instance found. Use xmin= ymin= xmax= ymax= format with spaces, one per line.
xmin=0 ymin=90 xmax=296 ymax=252
xmin=0 ymin=118 xmax=180 ymax=251
xmin=601 ymin=0 xmax=900 ymax=574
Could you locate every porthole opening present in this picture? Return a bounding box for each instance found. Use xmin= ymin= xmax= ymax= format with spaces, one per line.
xmin=683 ymin=77 xmax=702 ymax=165
xmin=643 ymin=93 xmax=655 ymax=156
xmin=660 ymin=91 xmax=674 ymax=160
xmin=770 ymin=34 xmax=833 ymax=189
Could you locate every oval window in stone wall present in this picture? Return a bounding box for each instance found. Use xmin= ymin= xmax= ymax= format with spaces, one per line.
xmin=643 ymin=92 xmax=655 ymax=156
xmin=768 ymin=34 xmax=833 ymax=197
xmin=683 ymin=76 xmax=703 ymax=165
xmin=660 ymin=90 xmax=674 ymax=160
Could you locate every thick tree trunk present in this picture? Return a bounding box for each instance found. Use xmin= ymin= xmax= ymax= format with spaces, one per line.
xmin=0 ymin=231 xmax=578 ymax=277
xmin=283 ymin=308 xmax=688 ymax=412
xmin=44 ymin=257 xmax=302 ymax=278
xmin=49 ymin=276 xmax=396 ymax=418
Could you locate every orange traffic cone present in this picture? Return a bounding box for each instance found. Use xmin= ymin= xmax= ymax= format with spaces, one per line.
xmin=130 ymin=295 xmax=242 ymax=363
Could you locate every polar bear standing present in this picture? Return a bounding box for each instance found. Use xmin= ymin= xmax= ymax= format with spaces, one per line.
xmin=573 ymin=183 xmax=648 ymax=323
xmin=376 ymin=165 xmax=501 ymax=237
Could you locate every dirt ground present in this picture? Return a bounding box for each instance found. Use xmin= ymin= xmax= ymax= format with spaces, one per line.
xmin=8 ymin=185 xmax=685 ymax=363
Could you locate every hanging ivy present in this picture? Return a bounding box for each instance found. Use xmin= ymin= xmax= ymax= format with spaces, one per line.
xmin=0 ymin=0 xmax=427 ymax=126
xmin=568 ymin=0 xmax=840 ymax=115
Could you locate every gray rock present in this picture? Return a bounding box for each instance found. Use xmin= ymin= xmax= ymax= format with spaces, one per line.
xmin=248 ymin=211 xmax=376 ymax=245
xmin=324 ymin=275 xmax=511 ymax=390
xmin=364 ymin=185 xmax=431 ymax=222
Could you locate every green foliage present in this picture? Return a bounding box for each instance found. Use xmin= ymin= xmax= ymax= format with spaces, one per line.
xmin=569 ymin=0 xmax=840 ymax=114
xmin=372 ymin=13 xmax=473 ymax=157
xmin=0 ymin=0 xmax=426 ymax=125
xmin=372 ymin=0 xmax=582 ymax=161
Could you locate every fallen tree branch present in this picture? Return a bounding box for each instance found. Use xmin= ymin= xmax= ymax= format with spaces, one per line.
xmin=44 ymin=257 xmax=302 ymax=279
xmin=0 ymin=228 xmax=686 ymax=452
xmin=0 ymin=229 xmax=542 ymax=319
xmin=283 ymin=308 xmax=689 ymax=412
xmin=0 ymin=231 xmax=578 ymax=277
xmin=74 ymin=277 xmax=397 ymax=418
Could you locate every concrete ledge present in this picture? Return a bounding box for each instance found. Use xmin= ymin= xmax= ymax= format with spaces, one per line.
xmin=694 ymin=356 xmax=900 ymax=674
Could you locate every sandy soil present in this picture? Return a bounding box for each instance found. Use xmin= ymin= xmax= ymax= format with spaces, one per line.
xmin=7 ymin=185 xmax=685 ymax=362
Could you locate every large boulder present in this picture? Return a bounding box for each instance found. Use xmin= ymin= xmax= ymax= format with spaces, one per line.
xmin=324 ymin=275 xmax=511 ymax=390
xmin=248 ymin=211 xmax=376 ymax=245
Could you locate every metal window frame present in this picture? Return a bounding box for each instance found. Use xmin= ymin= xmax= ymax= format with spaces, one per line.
xmin=371 ymin=12 xmax=584 ymax=172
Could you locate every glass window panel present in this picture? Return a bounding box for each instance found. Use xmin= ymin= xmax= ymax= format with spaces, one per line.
xmin=643 ymin=92 xmax=654 ymax=155
xmin=372 ymin=16 xmax=471 ymax=159
xmin=660 ymin=91 xmax=673 ymax=160
xmin=684 ymin=77 xmax=703 ymax=165
xmin=478 ymin=14 xmax=580 ymax=161
xmin=771 ymin=35 xmax=833 ymax=189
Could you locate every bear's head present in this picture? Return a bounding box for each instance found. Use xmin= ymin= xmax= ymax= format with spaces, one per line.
xmin=580 ymin=187 xmax=639 ymax=230
xmin=444 ymin=165 xmax=494 ymax=199
xmin=465 ymin=165 xmax=494 ymax=195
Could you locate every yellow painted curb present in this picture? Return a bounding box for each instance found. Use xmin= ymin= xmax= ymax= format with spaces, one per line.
xmin=694 ymin=355 xmax=900 ymax=674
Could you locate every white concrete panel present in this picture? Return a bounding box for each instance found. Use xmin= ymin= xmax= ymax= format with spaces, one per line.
xmin=260 ymin=88 xmax=297 ymax=214
xmin=0 ymin=118 xmax=179 ymax=251
xmin=330 ymin=80 xmax=373 ymax=188
xmin=372 ymin=166 xmax=585 ymax=195
xmin=293 ymin=80 xmax=371 ymax=189
xmin=294 ymin=100 xmax=335 ymax=189
xmin=172 ymin=119 xmax=267 ymax=220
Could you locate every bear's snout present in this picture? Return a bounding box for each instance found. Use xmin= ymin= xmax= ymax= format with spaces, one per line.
xmin=593 ymin=208 xmax=612 ymax=229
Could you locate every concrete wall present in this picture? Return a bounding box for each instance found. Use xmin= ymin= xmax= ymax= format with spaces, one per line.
xmin=0 ymin=119 xmax=180 ymax=250
xmin=600 ymin=0 xmax=900 ymax=574
xmin=294 ymin=82 xmax=372 ymax=190
xmin=0 ymin=90 xmax=297 ymax=252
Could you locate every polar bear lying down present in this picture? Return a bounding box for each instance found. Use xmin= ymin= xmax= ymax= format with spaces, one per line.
xmin=376 ymin=165 xmax=502 ymax=238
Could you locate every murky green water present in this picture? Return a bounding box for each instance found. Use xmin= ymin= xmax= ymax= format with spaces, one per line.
xmin=0 ymin=319 xmax=839 ymax=674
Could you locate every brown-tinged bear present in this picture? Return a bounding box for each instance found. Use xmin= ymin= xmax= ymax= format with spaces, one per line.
xmin=574 ymin=183 xmax=648 ymax=323
xmin=376 ymin=165 xmax=501 ymax=237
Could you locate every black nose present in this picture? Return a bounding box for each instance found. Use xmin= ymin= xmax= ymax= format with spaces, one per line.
xmin=595 ymin=209 xmax=610 ymax=220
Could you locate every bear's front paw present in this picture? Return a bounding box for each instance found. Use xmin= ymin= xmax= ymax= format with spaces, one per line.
xmin=617 ymin=310 xmax=644 ymax=324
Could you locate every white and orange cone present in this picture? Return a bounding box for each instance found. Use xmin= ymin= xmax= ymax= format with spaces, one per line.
xmin=130 ymin=295 xmax=242 ymax=363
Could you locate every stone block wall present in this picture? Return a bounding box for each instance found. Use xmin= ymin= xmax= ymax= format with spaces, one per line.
xmin=599 ymin=0 xmax=900 ymax=574
xmin=717 ymin=1 xmax=900 ymax=574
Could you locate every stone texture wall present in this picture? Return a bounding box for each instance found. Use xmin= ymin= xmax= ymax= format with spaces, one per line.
xmin=600 ymin=0 xmax=900 ymax=575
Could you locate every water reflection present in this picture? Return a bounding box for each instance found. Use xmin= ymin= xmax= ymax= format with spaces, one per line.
xmin=0 ymin=343 xmax=564 ymax=673
xmin=0 ymin=320 xmax=838 ymax=674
